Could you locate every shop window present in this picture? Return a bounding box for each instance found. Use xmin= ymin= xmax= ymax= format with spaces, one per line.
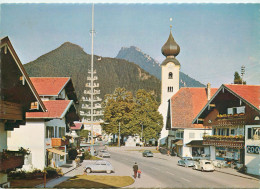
xmin=253 ymin=128 xmax=260 ymax=140
xmin=213 ymin=129 xmax=216 ymax=135
xmin=60 ymin=155 xmax=64 ymax=161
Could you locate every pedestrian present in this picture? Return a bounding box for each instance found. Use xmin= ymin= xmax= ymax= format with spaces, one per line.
xmin=133 ymin=162 xmax=138 ymax=179
xmin=137 ymin=169 xmax=141 ymax=178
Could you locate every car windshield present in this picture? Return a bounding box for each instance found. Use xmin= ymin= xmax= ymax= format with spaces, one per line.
xmin=205 ymin=162 xmax=211 ymax=164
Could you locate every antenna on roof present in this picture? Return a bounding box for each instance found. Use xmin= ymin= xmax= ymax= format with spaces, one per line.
xmin=241 ymin=65 xmax=245 ymax=85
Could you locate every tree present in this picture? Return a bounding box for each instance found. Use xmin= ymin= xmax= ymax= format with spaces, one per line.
xmin=234 ymin=71 xmax=246 ymax=84
xmin=131 ymin=89 xmax=163 ymax=143
xmin=102 ymin=88 xmax=163 ymax=144
xmin=101 ymin=88 xmax=136 ymax=139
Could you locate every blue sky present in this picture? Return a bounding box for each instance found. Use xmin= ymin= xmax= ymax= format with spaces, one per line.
xmin=1 ymin=3 xmax=259 ymax=87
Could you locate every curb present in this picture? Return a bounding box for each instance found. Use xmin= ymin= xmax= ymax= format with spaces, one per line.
xmin=215 ymin=169 xmax=259 ymax=181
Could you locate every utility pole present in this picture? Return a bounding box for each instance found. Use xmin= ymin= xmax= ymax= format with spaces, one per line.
xmin=118 ymin=122 xmax=121 ymax=147
xmin=80 ymin=3 xmax=102 ymax=156
xmin=241 ymin=65 xmax=245 ymax=85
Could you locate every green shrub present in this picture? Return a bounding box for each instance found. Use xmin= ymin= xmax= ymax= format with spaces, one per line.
xmin=44 ymin=167 xmax=58 ymax=178
xmin=8 ymin=170 xmax=26 ymax=179
xmin=68 ymin=148 xmax=78 ymax=160
xmin=83 ymin=151 xmax=92 ymax=160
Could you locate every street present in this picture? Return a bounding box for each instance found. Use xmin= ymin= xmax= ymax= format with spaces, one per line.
xmin=103 ymin=147 xmax=259 ymax=188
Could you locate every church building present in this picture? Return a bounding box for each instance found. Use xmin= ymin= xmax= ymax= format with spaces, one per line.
xmin=158 ymin=26 xmax=181 ymax=145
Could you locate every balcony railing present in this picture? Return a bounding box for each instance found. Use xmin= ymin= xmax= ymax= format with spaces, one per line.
xmin=203 ymin=135 xmax=244 ymax=149
xmin=216 ymin=113 xmax=245 ymax=120
xmin=51 ymin=138 xmax=69 ymax=147
xmin=0 ymin=151 xmax=24 ymax=171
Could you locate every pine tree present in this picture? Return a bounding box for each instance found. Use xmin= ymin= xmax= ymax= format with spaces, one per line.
xmin=234 ymin=71 xmax=246 ymax=84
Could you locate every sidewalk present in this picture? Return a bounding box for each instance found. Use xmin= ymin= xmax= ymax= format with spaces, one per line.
xmin=36 ymin=162 xmax=86 ymax=188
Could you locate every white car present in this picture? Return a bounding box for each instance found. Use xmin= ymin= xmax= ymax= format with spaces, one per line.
xmin=193 ymin=160 xmax=215 ymax=172
xmin=85 ymin=160 xmax=114 ymax=174
xmin=98 ymin=150 xmax=111 ymax=158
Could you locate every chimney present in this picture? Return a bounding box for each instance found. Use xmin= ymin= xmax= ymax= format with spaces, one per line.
xmin=207 ymin=83 xmax=211 ymax=101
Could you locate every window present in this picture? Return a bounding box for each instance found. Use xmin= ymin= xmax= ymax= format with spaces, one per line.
xmin=59 ymin=127 xmax=65 ymax=138
xmin=189 ymin=133 xmax=195 ymax=139
xmin=231 ymin=129 xmax=235 ymax=136
xmin=168 ymin=72 xmax=173 ymax=79
xmin=248 ymin=128 xmax=252 ymax=139
xmin=252 ymin=128 xmax=260 ymax=140
xmin=168 ymin=86 xmax=173 ymax=92
xmin=227 ymin=106 xmax=245 ymax=115
xmin=55 ymin=126 xmax=58 ymax=138
xmin=218 ymin=129 xmax=221 ymax=135
xmin=226 ymin=128 xmax=229 ymax=136
xmin=46 ymin=127 xmax=54 ymax=138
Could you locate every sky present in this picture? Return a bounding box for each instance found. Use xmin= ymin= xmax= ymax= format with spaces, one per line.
xmin=1 ymin=3 xmax=259 ymax=87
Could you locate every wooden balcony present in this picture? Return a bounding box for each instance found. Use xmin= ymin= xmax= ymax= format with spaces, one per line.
xmin=216 ymin=114 xmax=246 ymax=126
xmin=203 ymin=136 xmax=244 ymax=149
xmin=51 ymin=138 xmax=69 ymax=147
xmin=0 ymin=152 xmax=24 ymax=171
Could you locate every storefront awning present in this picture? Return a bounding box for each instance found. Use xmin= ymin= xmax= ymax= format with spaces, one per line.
xmin=186 ymin=140 xmax=203 ymax=147
xmin=175 ymin=140 xmax=183 ymax=146
xmin=47 ymin=148 xmax=67 ymax=156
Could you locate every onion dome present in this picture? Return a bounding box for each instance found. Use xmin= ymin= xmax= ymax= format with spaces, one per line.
xmin=161 ymin=30 xmax=180 ymax=57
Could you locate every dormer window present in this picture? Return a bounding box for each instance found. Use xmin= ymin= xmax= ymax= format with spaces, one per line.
xmin=168 ymin=72 xmax=173 ymax=79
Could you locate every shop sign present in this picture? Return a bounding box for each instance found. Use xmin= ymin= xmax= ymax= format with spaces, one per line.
xmin=246 ymin=145 xmax=260 ymax=154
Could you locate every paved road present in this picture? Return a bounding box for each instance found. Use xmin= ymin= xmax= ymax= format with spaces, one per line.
xmin=107 ymin=147 xmax=259 ymax=188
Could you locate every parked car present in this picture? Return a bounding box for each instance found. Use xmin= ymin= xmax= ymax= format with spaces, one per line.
xmin=98 ymin=150 xmax=111 ymax=158
xmin=193 ymin=160 xmax=215 ymax=172
xmin=142 ymin=150 xmax=153 ymax=157
xmin=178 ymin=159 xmax=195 ymax=167
xmin=85 ymin=160 xmax=114 ymax=174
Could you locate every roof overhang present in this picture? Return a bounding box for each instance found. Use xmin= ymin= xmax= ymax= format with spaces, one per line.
xmin=0 ymin=36 xmax=47 ymax=112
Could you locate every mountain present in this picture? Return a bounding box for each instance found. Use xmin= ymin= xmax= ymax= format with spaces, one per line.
xmin=116 ymin=46 xmax=205 ymax=88
xmin=24 ymin=42 xmax=161 ymax=105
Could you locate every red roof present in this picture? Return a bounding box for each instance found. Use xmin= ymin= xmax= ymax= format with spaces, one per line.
xmin=71 ymin=122 xmax=83 ymax=130
xmin=30 ymin=77 xmax=70 ymax=96
xmin=224 ymin=84 xmax=260 ymax=109
xmin=171 ymin=87 xmax=218 ymax=128
xmin=26 ymin=100 xmax=72 ymax=118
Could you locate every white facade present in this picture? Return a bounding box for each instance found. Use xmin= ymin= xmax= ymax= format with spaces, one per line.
xmin=159 ymin=62 xmax=180 ymax=145
xmin=7 ymin=118 xmax=67 ymax=170
xmin=182 ymin=129 xmax=211 ymax=158
xmin=41 ymin=89 xmax=68 ymax=101
xmin=245 ymin=125 xmax=260 ymax=176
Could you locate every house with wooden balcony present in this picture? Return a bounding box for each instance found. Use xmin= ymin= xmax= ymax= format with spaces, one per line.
xmin=193 ymin=84 xmax=260 ymax=168
xmin=0 ymin=36 xmax=46 ymax=187
xmin=165 ymin=84 xmax=217 ymax=158
xmin=8 ymin=77 xmax=80 ymax=170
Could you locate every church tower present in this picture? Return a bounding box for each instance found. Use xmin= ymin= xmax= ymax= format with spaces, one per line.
xmin=158 ymin=24 xmax=181 ymax=145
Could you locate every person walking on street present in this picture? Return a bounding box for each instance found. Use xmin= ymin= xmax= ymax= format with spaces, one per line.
xmin=133 ymin=162 xmax=138 ymax=179
xmin=137 ymin=169 xmax=141 ymax=178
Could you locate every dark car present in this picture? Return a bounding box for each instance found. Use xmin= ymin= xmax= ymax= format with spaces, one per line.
xmin=142 ymin=150 xmax=153 ymax=157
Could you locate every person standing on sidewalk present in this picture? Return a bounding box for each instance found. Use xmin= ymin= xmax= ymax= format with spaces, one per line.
xmin=133 ymin=162 xmax=138 ymax=179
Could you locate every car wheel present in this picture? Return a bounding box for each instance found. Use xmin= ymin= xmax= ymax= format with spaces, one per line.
xmin=106 ymin=170 xmax=111 ymax=174
xmin=86 ymin=168 xmax=92 ymax=173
